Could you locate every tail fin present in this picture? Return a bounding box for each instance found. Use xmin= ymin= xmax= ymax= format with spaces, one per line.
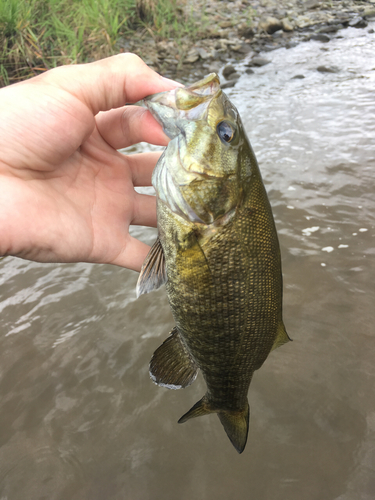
xmin=178 ymin=396 xmax=250 ymax=454
xmin=217 ymin=403 xmax=250 ymax=454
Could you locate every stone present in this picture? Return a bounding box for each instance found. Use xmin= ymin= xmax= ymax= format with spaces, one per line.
xmin=226 ymin=72 xmax=240 ymax=80
xmin=208 ymin=62 xmax=221 ymax=73
xmin=221 ymin=81 xmax=236 ymax=89
xmin=248 ymin=56 xmax=271 ymax=67
xmin=237 ymin=44 xmax=253 ymax=55
xmin=238 ymin=25 xmax=255 ymax=38
xmin=291 ymin=74 xmax=305 ymax=79
xmin=317 ymin=65 xmax=340 ymax=73
xmin=317 ymin=24 xmax=344 ymax=33
xmin=222 ymin=64 xmax=237 ymax=78
xmin=295 ymin=16 xmax=313 ymax=28
xmin=245 ymin=68 xmax=255 ymax=74
xmin=197 ymin=48 xmax=211 ymax=60
xmin=310 ymin=33 xmax=331 ymax=42
xmin=220 ymin=21 xmax=233 ymax=28
xmin=258 ymin=17 xmax=283 ymax=34
xmin=304 ymin=0 xmax=322 ymax=9
xmin=349 ymin=17 xmax=368 ymax=28
xmin=281 ymin=18 xmax=294 ymax=32
xmin=184 ymin=49 xmax=200 ymax=64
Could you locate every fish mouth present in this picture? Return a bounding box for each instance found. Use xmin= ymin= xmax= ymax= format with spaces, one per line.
xmin=139 ymin=73 xmax=222 ymax=139
xmin=142 ymin=73 xmax=238 ymax=225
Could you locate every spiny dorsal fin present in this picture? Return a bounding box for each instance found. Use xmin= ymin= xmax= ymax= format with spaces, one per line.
xmin=217 ymin=403 xmax=250 ymax=454
xmin=149 ymin=327 xmax=199 ymax=390
xmin=136 ymin=237 xmax=167 ymax=298
xmin=271 ymin=321 xmax=292 ymax=351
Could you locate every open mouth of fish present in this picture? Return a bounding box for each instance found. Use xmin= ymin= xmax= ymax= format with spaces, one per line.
xmin=138 ymin=73 xmax=241 ymax=225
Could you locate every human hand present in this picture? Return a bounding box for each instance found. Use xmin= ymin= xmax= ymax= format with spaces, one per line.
xmin=0 ymin=53 xmax=181 ymax=271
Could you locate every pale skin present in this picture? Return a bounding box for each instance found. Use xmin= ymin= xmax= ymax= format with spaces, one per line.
xmin=0 ymin=53 xmax=182 ymax=271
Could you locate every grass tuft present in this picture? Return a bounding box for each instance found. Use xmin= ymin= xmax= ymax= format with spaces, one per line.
xmin=0 ymin=0 xmax=199 ymax=86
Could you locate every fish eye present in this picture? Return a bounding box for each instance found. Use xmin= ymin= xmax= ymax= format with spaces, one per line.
xmin=216 ymin=121 xmax=235 ymax=143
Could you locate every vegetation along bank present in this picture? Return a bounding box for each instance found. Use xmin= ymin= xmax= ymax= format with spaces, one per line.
xmin=1 ymin=0 xmax=374 ymax=87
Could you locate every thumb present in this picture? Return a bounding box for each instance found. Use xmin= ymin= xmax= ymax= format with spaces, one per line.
xmin=42 ymin=53 xmax=182 ymax=115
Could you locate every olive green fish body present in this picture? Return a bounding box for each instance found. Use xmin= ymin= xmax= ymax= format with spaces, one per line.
xmin=137 ymin=74 xmax=290 ymax=453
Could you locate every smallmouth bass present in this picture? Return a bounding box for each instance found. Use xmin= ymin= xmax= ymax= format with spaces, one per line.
xmin=136 ymin=74 xmax=291 ymax=453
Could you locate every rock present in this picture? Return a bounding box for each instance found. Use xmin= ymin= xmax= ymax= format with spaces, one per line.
xmin=369 ymin=28 xmax=375 ymax=34
xmin=295 ymin=16 xmax=313 ymax=29
xmin=310 ymin=33 xmax=331 ymax=42
xmin=226 ymin=72 xmax=240 ymax=81
xmin=245 ymin=68 xmax=254 ymax=74
xmin=258 ymin=17 xmax=283 ymax=35
xmin=220 ymin=21 xmax=233 ymax=29
xmin=304 ymin=0 xmax=322 ymax=9
xmin=349 ymin=17 xmax=368 ymax=29
xmin=184 ymin=49 xmax=200 ymax=63
xmin=208 ymin=61 xmax=221 ymax=74
xmin=231 ymin=44 xmax=243 ymax=52
xmin=281 ymin=18 xmax=294 ymax=32
xmin=364 ymin=8 xmax=375 ymax=18
xmin=238 ymin=25 xmax=255 ymax=38
xmin=317 ymin=65 xmax=340 ymax=73
xmin=236 ymin=43 xmax=253 ymax=54
xmin=222 ymin=64 xmax=236 ymax=78
xmin=317 ymin=24 xmax=344 ymax=33
xmin=197 ymin=48 xmax=211 ymax=60
xmin=286 ymin=41 xmax=298 ymax=49
xmin=207 ymin=28 xmax=221 ymax=39
xmin=291 ymin=74 xmax=305 ymax=79
xmin=262 ymin=45 xmax=278 ymax=52
xmin=221 ymin=81 xmax=236 ymax=89
xmin=248 ymin=56 xmax=271 ymax=67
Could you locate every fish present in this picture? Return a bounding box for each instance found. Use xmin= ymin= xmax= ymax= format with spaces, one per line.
xmin=136 ymin=73 xmax=291 ymax=454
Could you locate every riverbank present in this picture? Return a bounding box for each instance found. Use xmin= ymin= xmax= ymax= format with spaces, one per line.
xmin=1 ymin=0 xmax=374 ymax=87
xmin=144 ymin=0 xmax=375 ymax=84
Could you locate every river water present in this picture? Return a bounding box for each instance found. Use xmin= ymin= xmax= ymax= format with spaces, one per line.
xmin=0 ymin=25 xmax=374 ymax=500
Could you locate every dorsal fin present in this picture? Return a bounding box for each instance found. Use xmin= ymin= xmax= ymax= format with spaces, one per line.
xmin=150 ymin=327 xmax=199 ymax=390
xmin=136 ymin=237 xmax=167 ymax=298
xmin=271 ymin=321 xmax=292 ymax=351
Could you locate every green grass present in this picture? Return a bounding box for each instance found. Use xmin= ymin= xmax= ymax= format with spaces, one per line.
xmin=0 ymin=0 xmax=200 ymax=86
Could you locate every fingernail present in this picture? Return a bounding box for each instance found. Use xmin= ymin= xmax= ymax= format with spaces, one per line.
xmin=161 ymin=76 xmax=184 ymax=88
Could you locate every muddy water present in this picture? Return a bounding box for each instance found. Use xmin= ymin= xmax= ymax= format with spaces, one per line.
xmin=0 ymin=25 xmax=374 ymax=500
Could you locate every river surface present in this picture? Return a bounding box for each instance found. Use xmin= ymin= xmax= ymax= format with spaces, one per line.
xmin=0 ymin=25 xmax=374 ymax=500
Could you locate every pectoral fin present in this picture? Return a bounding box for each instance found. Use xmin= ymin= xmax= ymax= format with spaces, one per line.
xmin=149 ymin=327 xmax=199 ymax=389
xmin=136 ymin=237 xmax=167 ymax=298
xmin=271 ymin=321 xmax=292 ymax=351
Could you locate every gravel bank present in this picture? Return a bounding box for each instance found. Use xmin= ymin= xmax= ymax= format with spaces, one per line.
xmin=119 ymin=0 xmax=375 ymax=82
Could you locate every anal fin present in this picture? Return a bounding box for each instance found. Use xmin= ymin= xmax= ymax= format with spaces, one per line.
xmin=271 ymin=321 xmax=292 ymax=351
xmin=150 ymin=327 xmax=199 ymax=390
xmin=136 ymin=237 xmax=167 ymax=298
xmin=178 ymin=396 xmax=214 ymax=423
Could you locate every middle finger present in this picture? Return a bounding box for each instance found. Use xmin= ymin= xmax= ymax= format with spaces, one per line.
xmin=96 ymin=105 xmax=170 ymax=150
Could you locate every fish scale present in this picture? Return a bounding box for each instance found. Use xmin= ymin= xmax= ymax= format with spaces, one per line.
xmin=137 ymin=73 xmax=291 ymax=453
